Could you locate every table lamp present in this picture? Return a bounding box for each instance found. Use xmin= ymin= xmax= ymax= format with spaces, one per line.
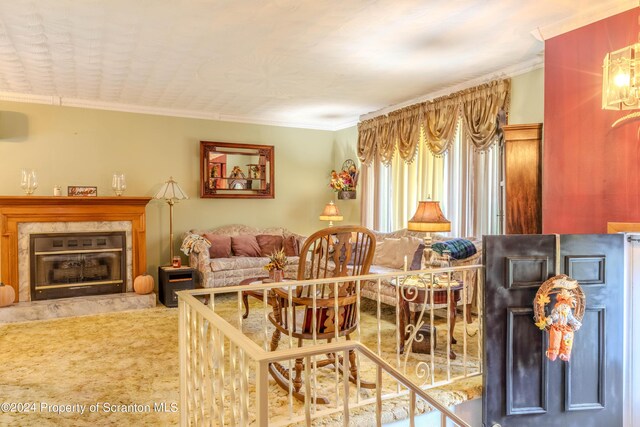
xmin=319 ymin=201 xmax=343 ymax=227
xmin=155 ymin=177 xmax=188 ymax=264
xmin=407 ymin=200 xmax=451 ymax=247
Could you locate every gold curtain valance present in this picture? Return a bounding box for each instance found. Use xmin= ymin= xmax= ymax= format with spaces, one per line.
xmin=357 ymin=78 xmax=510 ymax=165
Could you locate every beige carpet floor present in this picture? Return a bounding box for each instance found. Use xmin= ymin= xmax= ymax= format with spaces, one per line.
xmin=0 ymin=295 xmax=481 ymax=426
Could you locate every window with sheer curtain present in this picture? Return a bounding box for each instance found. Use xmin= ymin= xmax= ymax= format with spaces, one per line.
xmin=360 ymin=122 xmax=502 ymax=238
xmin=358 ymin=79 xmax=508 ymax=238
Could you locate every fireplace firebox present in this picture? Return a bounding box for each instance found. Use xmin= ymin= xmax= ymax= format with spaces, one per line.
xmin=30 ymin=232 xmax=127 ymax=301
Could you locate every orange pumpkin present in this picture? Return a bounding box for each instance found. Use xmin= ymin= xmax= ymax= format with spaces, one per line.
xmin=0 ymin=282 xmax=16 ymax=307
xmin=133 ymin=274 xmax=154 ymax=295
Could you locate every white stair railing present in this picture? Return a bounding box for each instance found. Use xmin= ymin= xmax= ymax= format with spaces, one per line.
xmin=179 ymin=265 xmax=482 ymax=426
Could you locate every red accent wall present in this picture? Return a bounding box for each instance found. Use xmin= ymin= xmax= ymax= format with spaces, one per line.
xmin=543 ymin=8 xmax=640 ymax=233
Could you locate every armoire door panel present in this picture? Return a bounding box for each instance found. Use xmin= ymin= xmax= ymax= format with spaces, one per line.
xmin=502 ymin=123 xmax=542 ymax=234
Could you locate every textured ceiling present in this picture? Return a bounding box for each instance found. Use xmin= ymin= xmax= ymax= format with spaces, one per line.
xmin=0 ymin=1 xmax=634 ymax=130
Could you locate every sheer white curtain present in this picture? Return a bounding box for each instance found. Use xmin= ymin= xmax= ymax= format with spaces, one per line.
xmin=443 ymin=126 xmax=501 ymax=238
xmin=361 ymin=135 xmax=444 ymax=232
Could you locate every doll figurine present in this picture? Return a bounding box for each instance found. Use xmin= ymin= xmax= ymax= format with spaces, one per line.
xmin=545 ymin=289 xmax=582 ymax=361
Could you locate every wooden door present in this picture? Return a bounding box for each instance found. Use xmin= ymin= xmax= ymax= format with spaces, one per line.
xmin=483 ymin=234 xmax=623 ymax=427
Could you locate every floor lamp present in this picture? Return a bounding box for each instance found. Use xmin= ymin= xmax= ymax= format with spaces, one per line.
xmin=155 ymin=177 xmax=188 ymax=264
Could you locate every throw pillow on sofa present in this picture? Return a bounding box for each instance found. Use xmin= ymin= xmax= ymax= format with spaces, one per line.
xmin=409 ymin=243 xmax=425 ymax=270
xmin=373 ymin=236 xmax=422 ymax=269
xmin=256 ymin=234 xmax=284 ymax=257
xmin=231 ymin=235 xmax=262 ymax=257
xmin=283 ymin=235 xmax=300 ymax=256
xmin=431 ymin=238 xmax=477 ymax=260
xmin=203 ymin=233 xmax=232 ymax=258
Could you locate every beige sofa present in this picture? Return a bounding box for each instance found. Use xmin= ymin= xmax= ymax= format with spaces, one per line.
xmin=362 ymin=229 xmax=482 ymax=309
xmin=183 ymin=225 xmax=306 ymax=289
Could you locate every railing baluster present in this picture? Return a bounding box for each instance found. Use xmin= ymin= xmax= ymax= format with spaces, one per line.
xmin=263 ymin=288 xmax=269 ymax=351
xmin=312 ymin=282 xmax=318 ymax=414
xmin=229 ymin=342 xmax=238 ymax=426
xmin=395 ymin=273 xmax=401 ymax=395
xmin=217 ymin=328 xmax=225 ymax=426
xmin=343 ymin=349 xmax=350 ymax=427
xmin=178 ymin=299 xmax=188 ymax=427
xmin=409 ymin=390 xmax=416 ymax=427
xmin=446 ymin=275 xmax=452 ymax=382
xmin=241 ymin=347 xmax=249 ymax=426
xmin=304 ymin=355 xmax=312 ymax=425
xmin=430 ymin=272 xmax=435 ymax=386
xmin=356 ymin=278 xmax=361 ymax=404
xmin=255 ymin=360 xmax=269 ymax=426
xmin=334 ymin=281 xmax=340 ymax=410
xmin=198 ymin=315 xmax=206 ymax=423
xmin=207 ymin=321 xmax=218 ymax=424
xmin=377 ymin=277 xmax=382 ymax=357
xmin=287 ymin=283 xmax=294 ymax=417
xmin=376 ymin=364 xmax=382 ymax=427
xmin=463 ymin=269 xmax=468 ymax=377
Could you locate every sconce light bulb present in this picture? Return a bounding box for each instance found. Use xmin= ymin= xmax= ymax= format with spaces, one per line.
xmin=614 ymin=71 xmax=631 ymax=88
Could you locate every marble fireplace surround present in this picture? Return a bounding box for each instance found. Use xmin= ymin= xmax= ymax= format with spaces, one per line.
xmin=0 ymin=196 xmax=151 ymax=303
xmin=18 ymin=221 xmax=133 ymax=302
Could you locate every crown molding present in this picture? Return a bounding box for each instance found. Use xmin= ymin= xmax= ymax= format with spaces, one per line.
xmin=531 ymin=1 xmax=637 ymax=41
xmin=359 ymin=56 xmax=543 ymax=122
xmin=0 ymin=91 xmax=347 ymax=132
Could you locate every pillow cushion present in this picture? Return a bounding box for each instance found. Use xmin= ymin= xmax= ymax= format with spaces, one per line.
xmin=409 ymin=243 xmax=425 ymax=270
xmin=231 ymin=235 xmax=262 ymax=257
xmin=256 ymin=234 xmax=284 ymax=257
xmin=283 ymin=235 xmax=299 ymax=256
xmin=431 ymin=238 xmax=477 ymax=260
xmin=202 ymin=233 xmax=232 ymax=259
xmin=373 ymin=236 xmax=422 ymax=269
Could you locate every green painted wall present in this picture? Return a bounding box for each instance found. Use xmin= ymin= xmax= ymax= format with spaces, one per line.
xmin=0 ymin=101 xmax=341 ymax=277
xmin=509 ymin=67 xmax=544 ymax=124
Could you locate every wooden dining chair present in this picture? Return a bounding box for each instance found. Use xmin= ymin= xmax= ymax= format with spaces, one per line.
xmin=267 ymin=225 xmax=376 ymax=404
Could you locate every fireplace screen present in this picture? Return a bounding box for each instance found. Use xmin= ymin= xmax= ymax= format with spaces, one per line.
xmin=30 ymin=232 xmax=126 ymax=301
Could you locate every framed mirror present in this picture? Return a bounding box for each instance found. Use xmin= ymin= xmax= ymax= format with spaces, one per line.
xmin=200 ymin=141 xmax=275 ymax=199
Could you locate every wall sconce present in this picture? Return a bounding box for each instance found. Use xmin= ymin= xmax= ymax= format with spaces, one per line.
xmin=603 ymin=44 xmax=639 ymax=110
xmin=602 ymin=24 xmax=640 ymax=127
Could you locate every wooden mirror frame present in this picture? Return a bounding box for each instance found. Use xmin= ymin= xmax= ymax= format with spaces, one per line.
xmin=200 ymin=141 xmax=275 ymax=199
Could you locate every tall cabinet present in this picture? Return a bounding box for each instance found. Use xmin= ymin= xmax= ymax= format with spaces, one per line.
xmin=502 ymin=123 xmax=542 ymax=234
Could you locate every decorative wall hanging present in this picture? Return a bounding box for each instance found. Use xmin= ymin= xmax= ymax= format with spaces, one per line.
xmin=533 ymin=274 xmax=585 ymax=362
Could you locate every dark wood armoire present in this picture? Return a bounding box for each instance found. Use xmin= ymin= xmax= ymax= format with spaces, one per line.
xmin=502 ymin=123 xmax=542 ymax=234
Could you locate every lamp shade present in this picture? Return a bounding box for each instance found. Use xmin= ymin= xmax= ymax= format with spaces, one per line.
xmin=407 ymin=200 xmax=451 ymax=232
xmin=154 ymin=176 xmax=188 ymax=202
xmin=319 ymin=201 xmax=343 ymax=223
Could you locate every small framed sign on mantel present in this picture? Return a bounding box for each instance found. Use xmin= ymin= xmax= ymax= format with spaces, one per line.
xmin=67 ymin=186 xmax=98 ymax=197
